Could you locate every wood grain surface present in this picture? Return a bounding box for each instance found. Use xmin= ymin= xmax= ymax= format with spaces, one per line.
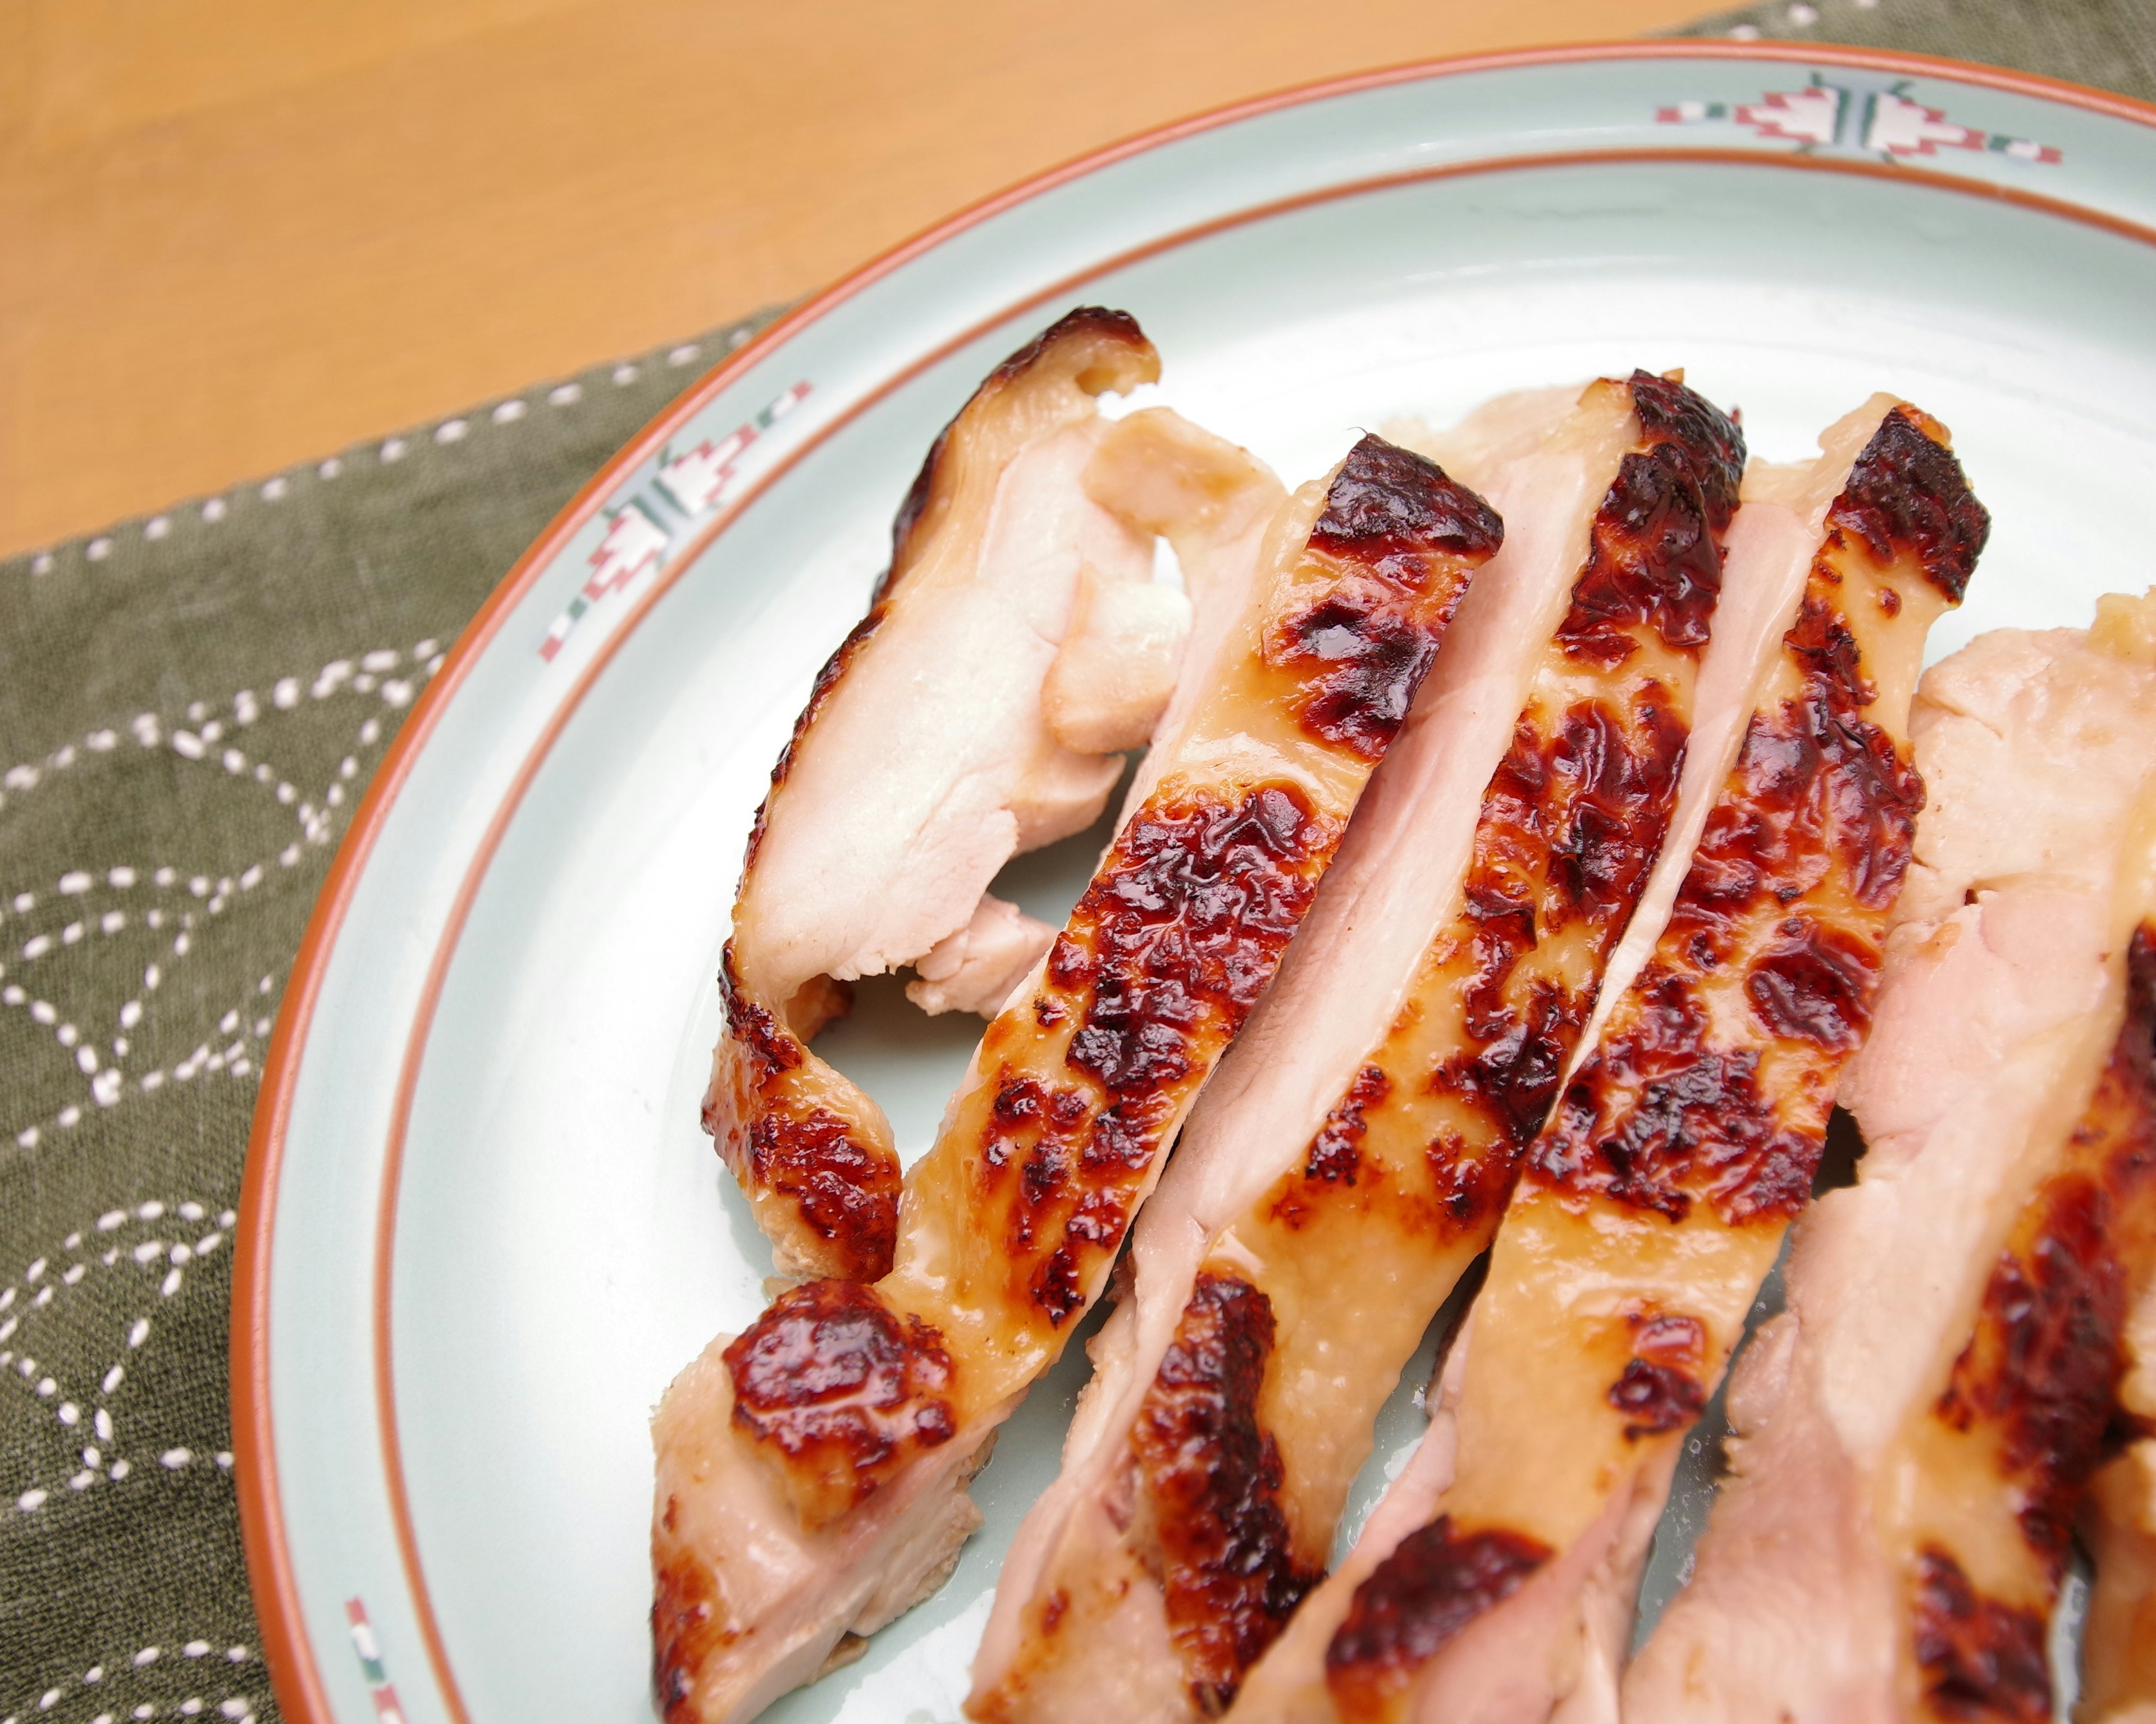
xmin=0 ymin=0 xmax=1719 ymax=557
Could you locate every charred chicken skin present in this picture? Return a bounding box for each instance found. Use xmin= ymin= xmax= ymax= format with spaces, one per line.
xmin=652 ymin=432 xmax=1501 ymax=1724
xmin=1630 ymin=590 xmax=2156 ymax=1724
xmin=968 ymin=370 xmax=1746 ymax=1724
xmin=1255 ymin=402 xmax=1983 ymax=1724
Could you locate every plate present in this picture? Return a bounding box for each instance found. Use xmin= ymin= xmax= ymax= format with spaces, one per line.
xmin=234 ymin=42 xmax=2156 ymax=1724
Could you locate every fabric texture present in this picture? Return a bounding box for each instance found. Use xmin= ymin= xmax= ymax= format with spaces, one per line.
xmin=1671 ymin=0 xmax=2156 ymax=102
xmin=0 ymin=314 xmax=780 ymax=1722
xmin=0 ymin=0 xmax=2143 ymax=1717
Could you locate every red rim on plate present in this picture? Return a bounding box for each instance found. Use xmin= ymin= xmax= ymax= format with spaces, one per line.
xmin=231 ymin=40 xmax=2156 ymax=1724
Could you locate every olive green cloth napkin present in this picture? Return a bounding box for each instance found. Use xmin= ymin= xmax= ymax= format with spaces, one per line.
xmin=0 ymin=0 xmax=2145 ymax=1718
xmin=1670 ymin=0 xmax=2156 ymax=100
xmin=0 ymin=311 xmax=780 ymax=1722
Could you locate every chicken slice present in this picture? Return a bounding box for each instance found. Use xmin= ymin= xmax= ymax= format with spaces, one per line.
xmin=2085 ymin=1016 xmax=2156 ymax=1724
xmin=1886 ymin=871 xmax=2156 ymax=1720
xmin=1212 ymin=395 xmax=1879 ymax=1724
xmin=906 ymin=894 xmax=1058 ymax=1018
xmin=652 ymin=433 xmax=1505 ymax=1724
xmin=1266 ymin=401 xmax=1984 ymax=1724
xmin=1625 ymin=593 xmax=2156 ymax=1724
xmin=706 ymin=308 xmax=1285 ymax=1279
xmin=966 ymin=368 xmax=1748 ymax=1724
xmin=2083 ymin=1403 xmax=2156 ymax=1722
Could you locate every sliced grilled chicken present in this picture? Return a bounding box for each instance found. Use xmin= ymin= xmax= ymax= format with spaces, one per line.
xmin=2084 ymin=1380 xmax=2156 ymax=1722
xmin=1209 ymin=397 xmax=1889 ymax=1724
xmin=1261 ymin=401 xmax=1984 ymax=1724
xmin=705 ymin=308 xmax=1285 ymax=1280
xmin=652 ymin=434 xmax=1504 ymax=1724
xmin=1893 ymin=914 xmax=2156 ymax=1724
xmin=966 ymin=369 xmax=1747 ymax=1724
xmin=1627 ymin=595 xmax=2156 ymax=1724
xmin=2086 ymin=1017 xmax=2156 ymax=1724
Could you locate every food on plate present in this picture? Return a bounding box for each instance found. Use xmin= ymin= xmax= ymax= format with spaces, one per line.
xmin=1628 ymin=592 xmax=2156 ymax=1724
xmin=651 ymin=431 xmax=1504 ymax=1723
xmin=965 ymin=369 xmax=1746 ymax=1724
xmin=2082 ymin=1384 xmax=2156 ymax=1722
xmin=1915 ymin=918 xmax=2156 ymax=1724
xmin=1235 ymin=400 xmax=1983 ymax=1724
xmin=704 ymin=307 xmax=1285 ymax=1280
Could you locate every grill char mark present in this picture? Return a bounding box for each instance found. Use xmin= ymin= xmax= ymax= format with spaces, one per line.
xmin=1128 ymin=374 xmax=1741 ymax=1707
xmin=1608 ymin=1312 xmax=1709 ymax=1439
xmin=652 ymin=1528 xmax=733 ymax=1723
xmin=1427 ymin=690 xmax=1691 ymax=1162
xmin=1554 ymin=369 xmax=1742 ymax=667
xmin=1290 ymin=1064 xmax=1392 ymax=1204
xmin=721 ymin=1281 xmax=957 ymax=1526
xmin=1827 ymin=405 xmax=1990 ymax=602
xmin=1417 ymin=374 xmax=1739 ymax=1206
xmin=1910 ymin=1548 xmax=2051 ymax=1724
xmin=980 ymin=435 xmax=1501 ymax=1324
xmin=1309 ymin=433 xmax=1507 ymax=559
xmin=707 ymin=949 xmax=899 ymax=1281
xmin=1925 ymin=923 xmax=2156 ymax=1656
xmin=1129 ymin=1273 xmax=1321 ymax=1714
xmin=1325 ymin=1518 xmax=1552 ymax=1720
xmin=1531 ymin=568 xmax=1931 ymax=1222
xmin=720 ymin=433 xmax=1500 ymax=1523
xmin=1273 ymin=435 xmax=1501 ymax=759
xmin=981 ymin=783 xmax=1333 ymax=1324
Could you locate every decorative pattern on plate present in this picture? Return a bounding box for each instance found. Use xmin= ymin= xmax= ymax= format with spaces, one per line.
xmin=1657 ymin=74 xmax=2062 ymax=163
xmin=537 ymin=381 xmax=812 ymax=661
xmin=344 ymin=1599 xmax=409 ymax=1724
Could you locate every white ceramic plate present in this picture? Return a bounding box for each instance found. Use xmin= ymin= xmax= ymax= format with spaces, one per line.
xmin=235 ymin=43 xmax=2156 ymax=1724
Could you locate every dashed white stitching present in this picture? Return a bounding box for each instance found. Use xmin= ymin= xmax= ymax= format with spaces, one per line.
xmin=7 ymin=971 xmax=278 ymax=1146
xmin=0 ymin=326 xmax=811 ymax=1724
xmin=1 ymin=644 xmax=442 ymax=1145
xmin=4 ymin=1201 xmax=237 ymax=1506
xmin=3 ymin=1643 xmax=258 ymax=1724
xmin=8 ymin=316 xmax=775 ymax=577
xmin=0 ymin=640 xmax=440 ymax=821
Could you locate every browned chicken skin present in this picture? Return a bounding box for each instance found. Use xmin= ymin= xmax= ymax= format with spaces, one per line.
xmin=967 ymin=370 xmax=1747 ymax=1724
xmin=1628 ymin=595 xmax=2156 ymax=1724
xmin=1227 ymin=401 xmax=1983 ymax=1724
xmin=652 ymin=431 xmax=1502 ymax=1724
xmin=706 ymin=308 xmax=1282 ymax=1281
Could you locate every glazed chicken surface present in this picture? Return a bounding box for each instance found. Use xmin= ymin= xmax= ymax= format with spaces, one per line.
xmin=1628 ymin=590 xmax=2156 ymax=1724
xmin=705 ymin=307 xmax=1285 ymax=1281
xmin=1224 ymin=401 xmax=1984 ymax=1724
xmin=644 ymin=307 xmax=2156 ymax=1724
xmin=967 ymin=369 xmax=1748 ymax=1724
xmin=2082 ymin=1275 xmax=2156 ymax=1724
xmin=652 ymin=427 xmax=1503 ymax=1724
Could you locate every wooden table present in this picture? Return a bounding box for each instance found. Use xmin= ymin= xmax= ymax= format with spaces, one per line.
xmin=0 ymin=0 xmax=1720 ymax=558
